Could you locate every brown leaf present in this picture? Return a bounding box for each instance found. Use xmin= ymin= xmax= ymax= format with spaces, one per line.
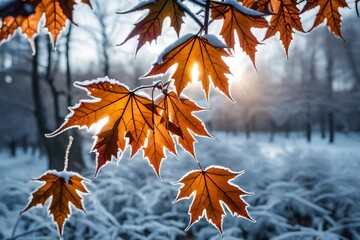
xmin=211 ymin=1 xmax=269 ymax=65
xmin=21 ymin=171 xmax=88 ymax=237
xmin=46 ymin=79 xmax=160 ymax=175
xmin=241 ymin=0 xmax=273 ymax=13
xmin=0 ymin=0 xmax=91 ymax=46
xmin=119 ymin=0 xmax=185 ymax=53
xmin=159 ymin=91 xmax=211 ymax=157
xmin=143 ymin=115 xmax=177 ymax=178
xmin=174 ymin=166 xmax=254 ymax=233
xmin=263 ymin=0 xmax=305 ymax=54
xmin=302 ymin=0 xmax=348 ymax=38
xmin=145 ymin=34 xmax=232 ymax=100
xmin=143 ymin=90 xmax=211 ymax=178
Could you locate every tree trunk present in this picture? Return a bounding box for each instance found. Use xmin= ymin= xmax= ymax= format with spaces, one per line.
xmin=269 ymin=119 xmax=276 ymax=142
xmin=320 ymin=110 xmax=326 ymax=139
xmin=65 ymin=26 xmax=86 ymax=172
xmin=328 ymin=112 xmax=334 ymax=143
xmin=32 ymin=36 xmax=85 ymax=172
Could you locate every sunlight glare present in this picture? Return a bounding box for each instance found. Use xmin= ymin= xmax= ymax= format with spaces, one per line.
xmin=89 ymin=117 xmax=109 ymax=134
xmin=191 ymin=63 xmax=199 ymax=84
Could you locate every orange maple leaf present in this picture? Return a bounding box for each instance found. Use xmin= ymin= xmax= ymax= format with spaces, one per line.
xmin=159 ymin=91 xmax=212 ymax=156
xmin=262 ymin=0 xmax=305 ymax=54
xmin=46 ymin=79 xmax=160 ymax=175
xmin=145 ymin=34 xmax=232 ymax=100
xmin=21 ymin=171 xmax=88 ymax=237
xmin=143 ymin=90 xmax=211 ymax=178
xmin=143 ymin=114 xmax=177 ymax=178
xmin=174 ymin=166 xmax=254 ymax=233
xmin=0 ymin=0 xmax=91 ymax=46
xmin=241 ymin=0 xmax=273 ymax=13
xmin=211 ymin=0 xmax=269 ymax=65
xmin=119 ymin=0 xmax=185 ymax=53
xmin=302 ymin=0 xmax=348 ymax=38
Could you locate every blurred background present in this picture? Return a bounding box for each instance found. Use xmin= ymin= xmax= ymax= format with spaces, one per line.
xmin=0 ymin=0 xmax=360 ymax=239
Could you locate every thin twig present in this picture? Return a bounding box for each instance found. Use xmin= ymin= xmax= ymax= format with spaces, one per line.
xmin=64 ymin=136 xmax=74 ymax=172
xmin=204 ymin=0 xmax=211 ymax=34
xmin=177 ymin=0 xmax=204 ymax=28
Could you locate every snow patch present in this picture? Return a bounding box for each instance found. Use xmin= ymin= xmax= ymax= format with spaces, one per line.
xmin=155 ymin=34 xmax=194 ymax=64
xmin=217 ymin=0 xmax=266 ymax=17
xmin=203 ymin=34 xmax=229 ymax=48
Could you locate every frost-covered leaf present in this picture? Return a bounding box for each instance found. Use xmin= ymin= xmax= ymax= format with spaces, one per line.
xmin=47 ymin=78 xmax=160 ymax=175
xmin=0 ymin=0 xmax=91 ymax=46
xmin=145 ymin=34 xmax=232 ymax=100
xmin=144 ymin=90 xmax=211 ymax=178
xmin=211 ymin=0 xmax=269 ymax=65
xmin=119 ymin=0 xmax=185 ymax=52
xmin=174 ymin=166 xmax=254 ymax=233
xmin=21 ymin=170 xmax=89 ymax=237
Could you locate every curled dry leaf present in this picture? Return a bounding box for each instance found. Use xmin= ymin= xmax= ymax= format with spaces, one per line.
xmin=174 ymin=166 xmax=254 ymax=233
xmin=0 ymin=0 xmax=91 ymax=46
xmin=145 ymin=34 xmax=232 ymax=100
xmin=21 ymin=170 xmax=88 ymax=237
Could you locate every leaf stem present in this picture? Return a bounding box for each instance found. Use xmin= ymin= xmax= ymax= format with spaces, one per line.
xmin=151 ymin=81 xmax=163 ymax=126
xmin=187 ymin=0 xmax=206 ymax=7
xmin=133 ymin=83 xmax=162 ymax=93
xmin=197 ymin=161 xmax=204 ymax=171
xmin=204 ymin=0 xmax=211 ymax=34
xmin=64 ymin=136 xmax=73 ymax=172
xmin=177 ymin=0 xmax=204 ymax=28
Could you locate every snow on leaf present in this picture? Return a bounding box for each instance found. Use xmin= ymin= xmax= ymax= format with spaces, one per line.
xmin=21 ymin=170 xmax=89 ymax=237
xmin=144 ymin=34 xmax=232 ymax=100
xmin=119 ymin=0 xmax=185 ymax=53
xmin=174 ymin=166 xmax=254 ymax=233
xmin=211 ymin=0 xmax=269 ymax=65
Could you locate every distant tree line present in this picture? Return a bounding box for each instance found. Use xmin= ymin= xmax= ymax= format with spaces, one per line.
xmin=208 ymin=18 xmax=360 ymax=143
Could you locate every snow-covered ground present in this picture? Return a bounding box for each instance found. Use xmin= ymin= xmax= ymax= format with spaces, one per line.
xmin=0 ymin=132 xmax=360 ymax=240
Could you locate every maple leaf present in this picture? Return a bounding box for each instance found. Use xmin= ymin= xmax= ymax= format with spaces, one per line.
xmin=262 ymin=0 xmax=305 ymax=54
xmin=0 ymin=0 xmax=91 ymax=46
xmin=145 ymin=34 xmax=232 ymax=100
xmin=46 ymin=79 xmax=160 ymax=175
xmin=174 ymin=166 xmax=254 ymax=233
xmin=21 ymin=170 xmax=88 ymax=237
xmin=241 ymin=0 xmax=273 ymax=13
xmin=143 ymin=114 xmax=177 ymax=178
xmin=159 ymin=91 xmax=212 ymax=156
xmin=302 ymin=0 xmax=348 ymax=38
xmin=211 ymin=0 xmax=269 ymax=65
xmin=143 ymin=90 xmax=211 ymax=178
xmin=119 ymin=0 xmax=185 ymax=53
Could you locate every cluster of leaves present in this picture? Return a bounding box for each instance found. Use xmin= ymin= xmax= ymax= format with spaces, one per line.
xmin=0 ymin=0 xmax=357 ymax=238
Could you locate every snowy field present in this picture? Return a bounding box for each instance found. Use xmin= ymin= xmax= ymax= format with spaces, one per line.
xmin=0 ymin=132 xmax=360 ymax=240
